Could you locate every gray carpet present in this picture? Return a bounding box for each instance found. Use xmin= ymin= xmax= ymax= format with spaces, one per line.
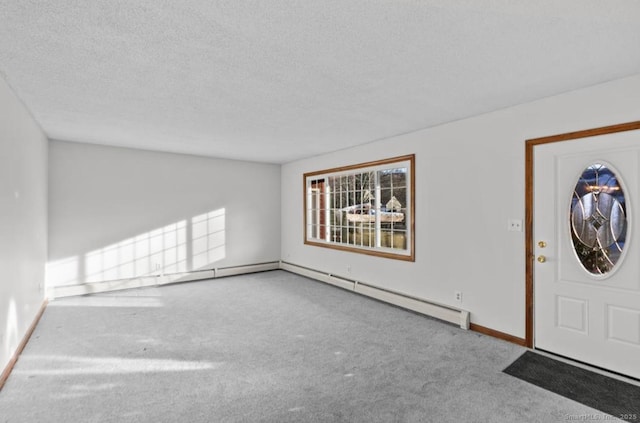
xmin=0 ymin=271 xmax=618 ymax=422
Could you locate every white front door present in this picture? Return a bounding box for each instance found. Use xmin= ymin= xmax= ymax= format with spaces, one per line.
xmin=534 ymin=129 xmax=640 ymax=379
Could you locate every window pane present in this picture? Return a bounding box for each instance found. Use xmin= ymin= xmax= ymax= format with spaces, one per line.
xmin=380 ymin=229 xmax=407 ymax=250
xmin=391 ymin=168 xmax=407 ymax=187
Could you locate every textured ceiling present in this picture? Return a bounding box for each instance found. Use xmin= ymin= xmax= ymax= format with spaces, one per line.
xmin=1 ymin=1 xmax=640 ymax=163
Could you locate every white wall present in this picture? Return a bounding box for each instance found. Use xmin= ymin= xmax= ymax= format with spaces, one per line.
xmin=0 ymin=78 xmax=47 ymax=372
xmin=48 ymin=141 xmax=281 ymax=290
xmin=281 ymin=74 xmax=640 ymax=339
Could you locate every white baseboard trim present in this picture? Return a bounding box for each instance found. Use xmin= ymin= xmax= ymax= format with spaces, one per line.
xmin=47 ymin=260 xmax=471 ymax=331
xmin=48 ymin=261 xmax=280 ymax=299
xmin=215 ymin=262 xmax=280 ymax=278
xmin=279 ymin=261 xmax=470 ymax=330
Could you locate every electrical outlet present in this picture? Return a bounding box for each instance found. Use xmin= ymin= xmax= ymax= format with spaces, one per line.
xmin=455 ymin=291 xmax=462 ymax=302
xmin=347 ymin=265 xmax=352 ymax=273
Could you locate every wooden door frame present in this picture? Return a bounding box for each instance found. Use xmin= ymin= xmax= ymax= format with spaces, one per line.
xmin=524 ymin=120 xmax=640 ymax=348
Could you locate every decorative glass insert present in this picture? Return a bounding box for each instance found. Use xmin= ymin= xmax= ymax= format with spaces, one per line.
xmin=570 ymin=163 xmax=627 ymax=275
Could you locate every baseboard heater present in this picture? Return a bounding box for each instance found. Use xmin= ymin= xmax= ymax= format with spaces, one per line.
xmin=280 ymin=261 xmax=470 ymax=330
xmin=49 ymin=261 xmax=281 ymax=299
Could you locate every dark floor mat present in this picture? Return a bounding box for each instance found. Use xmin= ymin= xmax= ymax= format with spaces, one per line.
xmin=504 ymin=351 xmax=640 ymax=422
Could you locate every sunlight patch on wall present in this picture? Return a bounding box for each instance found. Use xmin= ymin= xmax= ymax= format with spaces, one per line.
xmin=45 ymin=257 xmax=79 ymax=286
xmin=85 ymin=220 xmax=188 ymax=283
xmin=192 ymin=208 xmax=226 ymax=270
xmin=46 ymin=208 xmax=227 ymax=288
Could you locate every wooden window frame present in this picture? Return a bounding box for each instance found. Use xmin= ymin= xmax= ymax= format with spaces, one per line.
xmin=303 ymin=154 xmax=415 ymax=261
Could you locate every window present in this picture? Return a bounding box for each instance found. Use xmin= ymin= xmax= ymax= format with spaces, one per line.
xmin=304 ymin=155 xmax=415 ymax=261
xmin=570 ymin=162 xmax=627 ymax=275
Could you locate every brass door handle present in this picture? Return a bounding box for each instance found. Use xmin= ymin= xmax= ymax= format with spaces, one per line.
xmin=537 ymin=255 xmax=546 ymax=263
xmin=538 ymin=241 xmax=547 ymax=248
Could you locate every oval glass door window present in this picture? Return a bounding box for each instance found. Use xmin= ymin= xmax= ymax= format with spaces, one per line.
xmin=570 ymin=163 xmax=627 ymax=275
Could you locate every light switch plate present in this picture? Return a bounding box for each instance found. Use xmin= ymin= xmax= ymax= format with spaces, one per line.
xmin=508 ymin=219 xmax=523 ymax=232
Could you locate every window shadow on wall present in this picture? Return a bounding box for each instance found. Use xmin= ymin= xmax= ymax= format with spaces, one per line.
xmin=46 ymin=208 xmax=226 ymax=288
